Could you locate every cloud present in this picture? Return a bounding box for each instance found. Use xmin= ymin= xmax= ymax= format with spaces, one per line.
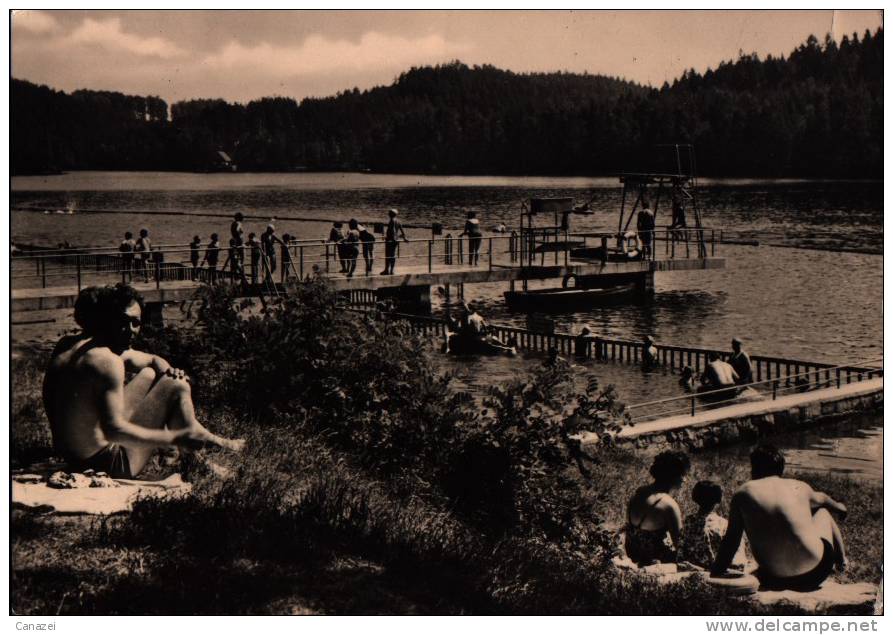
xmin=201 ymin=31 xmax=473 ymax=76
xmin=12 ymin=10 xmax=61 ymax=34
xmin=63 ymin=17 xmax=186 ymax=59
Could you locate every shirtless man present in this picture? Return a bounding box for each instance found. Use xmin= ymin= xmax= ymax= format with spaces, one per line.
xmin=702 ymin=352 xmax=739 ymax=388
xmin=42 ymin=285 xmax=243 ymax=479
xmin=711 ymin=445 xmax=847 ymax=590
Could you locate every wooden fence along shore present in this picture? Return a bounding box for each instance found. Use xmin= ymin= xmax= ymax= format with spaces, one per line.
xmin=383 ymin=311 xmax=882 ymax=391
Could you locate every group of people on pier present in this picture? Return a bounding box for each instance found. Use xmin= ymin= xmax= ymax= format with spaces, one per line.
xmin=117 ymin=228 xmax=154 ymax=283
xmin=327 ymin=208 xmax=408 ymax=277
xmin=624 ymin=447 xmax=847 ymax=591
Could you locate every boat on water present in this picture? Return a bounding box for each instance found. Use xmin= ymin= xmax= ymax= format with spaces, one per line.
xmin=504 ymin=282 xmax=637 ymax=312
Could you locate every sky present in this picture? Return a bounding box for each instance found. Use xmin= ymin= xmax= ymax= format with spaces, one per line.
xmin=11 ymin=9 xmax=884 ymax=106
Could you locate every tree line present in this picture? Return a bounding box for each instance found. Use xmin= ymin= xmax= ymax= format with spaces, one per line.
xmin=11 ymin=29 xmax=882 ymax=178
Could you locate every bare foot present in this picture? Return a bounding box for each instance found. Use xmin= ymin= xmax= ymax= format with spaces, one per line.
xmin=214 ymin=436 xmax=245 ymax=452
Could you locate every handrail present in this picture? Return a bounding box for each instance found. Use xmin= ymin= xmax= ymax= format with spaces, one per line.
xmin=11 ymin=228 xmax=722 ymax=261
xmin=625 ymin=357 xmax=883 ymax=414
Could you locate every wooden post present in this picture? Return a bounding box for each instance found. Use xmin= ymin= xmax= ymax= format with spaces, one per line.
xmin=690 ymin=396 xmax=696 ymax=417
xmin=76 ymin=255 xmax=82 ymax=290
xmin=772 ymin=380 xmax=778 ymax=400
xmin=428 ymin=239 xmax=433 ymax=273
xmin=299 ymin=246 xmax=304 ymax=280
xmin=564 ymin=229 xmax=569 ymax=266
xmin=601 ymin=236 xmax=608 ymax=264
xmin=489 ymin=237 xmax=493 ymax=271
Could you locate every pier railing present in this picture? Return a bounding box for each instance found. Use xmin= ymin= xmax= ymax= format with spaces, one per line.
xmin=11 ymin=228 xmax=721 ymax=292
xmin=624 ymin=358 xmax=884 ymax=424
xmin=388 ymin=312 xmax=882 ymax=399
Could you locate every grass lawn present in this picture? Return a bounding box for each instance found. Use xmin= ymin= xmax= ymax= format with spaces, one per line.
xmin=11 ymin=346 xmax=882 ymax=615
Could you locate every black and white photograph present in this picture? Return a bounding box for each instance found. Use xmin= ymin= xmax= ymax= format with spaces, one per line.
xmin=8 ymin=8 xmax=884 ymax=619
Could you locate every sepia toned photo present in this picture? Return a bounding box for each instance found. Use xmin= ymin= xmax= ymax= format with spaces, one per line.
xmin=8 ymin=9 xmax=883 ymax=619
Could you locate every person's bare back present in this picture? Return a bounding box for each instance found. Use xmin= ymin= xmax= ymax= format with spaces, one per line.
xmin=43 ymin=335 xmax=121 ymax=461
xmin=712 ymin=445 xmax=846 ymax=589
xmin=733 ymin=477 xmax=828 ymax=578
xmin=43 ymin=285 xmax=244 ymax=479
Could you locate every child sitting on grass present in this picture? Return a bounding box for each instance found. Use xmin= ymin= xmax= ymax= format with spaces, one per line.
xmin=679 ymin=480 xmax=746 ymax=570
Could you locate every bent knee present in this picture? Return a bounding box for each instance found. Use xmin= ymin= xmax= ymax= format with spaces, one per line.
xmin=135 ymin=367 xmax=157 ymax=382
xmin=156 ymin=373 xmax=192 ymax=395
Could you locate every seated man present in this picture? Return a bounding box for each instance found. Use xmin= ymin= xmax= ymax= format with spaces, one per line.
xmin=462 ymin=303 xmax=487 ymax=338
xmin=711 ymin=445 xmax=847 ymax=590
xmin=42 ymin=285 xmax=244 ymax=479
xmin=729 ymin=337 xmax=753 ymax=385
xmin=701 ymin=351 xmax=739 ymax=396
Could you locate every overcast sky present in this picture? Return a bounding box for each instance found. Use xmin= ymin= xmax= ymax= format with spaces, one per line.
xmin=11 ymin=9 xmax=883 ymax=106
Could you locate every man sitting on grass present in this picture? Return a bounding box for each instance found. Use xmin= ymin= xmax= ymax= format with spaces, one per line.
xmin=43 ymin=284 xmax=244 ymax=479
xmin=711 ymin=445 xmax=847 ymax=590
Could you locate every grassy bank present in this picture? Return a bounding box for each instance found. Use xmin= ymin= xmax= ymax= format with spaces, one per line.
xmin=10 ymin=285 xmax=882 ymax=615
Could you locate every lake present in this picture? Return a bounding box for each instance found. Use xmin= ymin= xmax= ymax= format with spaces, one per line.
xmin=11 ymin=172 xmax=883 ymax=480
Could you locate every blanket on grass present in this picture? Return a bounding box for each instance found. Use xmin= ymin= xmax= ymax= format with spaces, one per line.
xmin=12 ymin=472 xmax=191 ymax=515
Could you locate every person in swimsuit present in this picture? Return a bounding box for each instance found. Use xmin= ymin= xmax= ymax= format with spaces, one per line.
xmin=42 ymin=285 xmax=244 ymax=479
xmin=711 ymin=444 xmax=847 ymax=590
xmin=624 ymin=450 xmax=691 ymax=565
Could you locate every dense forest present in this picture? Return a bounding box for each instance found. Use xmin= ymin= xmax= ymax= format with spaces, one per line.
xmin=11 ymin=29 xmax=882 ymax=177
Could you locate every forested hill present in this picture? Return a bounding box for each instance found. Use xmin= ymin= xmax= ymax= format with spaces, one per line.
xmin=11 ymin=29 xmax=882 ymax=177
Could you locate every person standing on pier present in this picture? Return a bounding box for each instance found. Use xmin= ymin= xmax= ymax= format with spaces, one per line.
xmin=261 ymin=224 xmax=284 ymax=283
xmin=189 ymin=236 xmax=201 ymax=281
xmin=134 ymin=228 xmax=152 ymax=283
xmin=381 ymin=209 xmax=408 ymax=275
xmin=341 ymin=220 xmax=361 ymax=278
xmin=329 ymin=221 xmax=347 ymax=273
xmin=460 ymin=210 xmax=483 ymax=266
xmin=246 ymin=232 xmax=261 ymax=284
xmin=119 ymin=232 xmax=136 ymax=282
xmin=359 ymin=223 xmax=376 ymax=275
xmin=230 ymin=212 xmax=245 ymax=247
xmin=729 ymin=337 xmax=753 ymax=385
xmin=201 ymin=233 xmax=221 ymax=284
xmin=637 ymin=202 xmax=655 ymax=259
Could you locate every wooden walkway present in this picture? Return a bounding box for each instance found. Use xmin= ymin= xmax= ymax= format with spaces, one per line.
xmin=11 ymin=256 xmax=724 ymax=311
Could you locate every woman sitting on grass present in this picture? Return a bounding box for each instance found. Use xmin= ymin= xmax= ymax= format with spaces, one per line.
xmin=624 ymin=451 xmax=690 ymax=566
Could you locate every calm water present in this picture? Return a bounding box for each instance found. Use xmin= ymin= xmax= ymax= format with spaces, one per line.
xmin=11 ymin=172 xmax=883 ymax=479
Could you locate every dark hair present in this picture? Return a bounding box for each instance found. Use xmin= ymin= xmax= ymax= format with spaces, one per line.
xmin=467 ymin=211 xmax=476 ymax=219
xmin=707 ymin=351 xmax=720 ymax=361
xmin=229 ymin=238 xmax=236 ymax=246
xmin=751 ymin=444 xmax=785 ymax=479
xmin=692 ymin=480 xmax=722 ymax=509
xmin=124 ymin=231 xmax=133 ymax=239
xmin=649 ymin=451 xmax=690 ymax=485
xmin=139 ymin=228 xmax=149 ymax=237
xmin=211 ymin=233 xmax=218 ymax=241
xmin=234 ymin=212 xmax=244 ymax=221
xmin=74 ymin=284 xmax=144 ymax=336
xmin=248 ymin=232 xmax=256 ymax=239
xmin=349 ymin=218 xmax=358 ymax=229
xmin=192 ymin=235 xmax=200 ymax=242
